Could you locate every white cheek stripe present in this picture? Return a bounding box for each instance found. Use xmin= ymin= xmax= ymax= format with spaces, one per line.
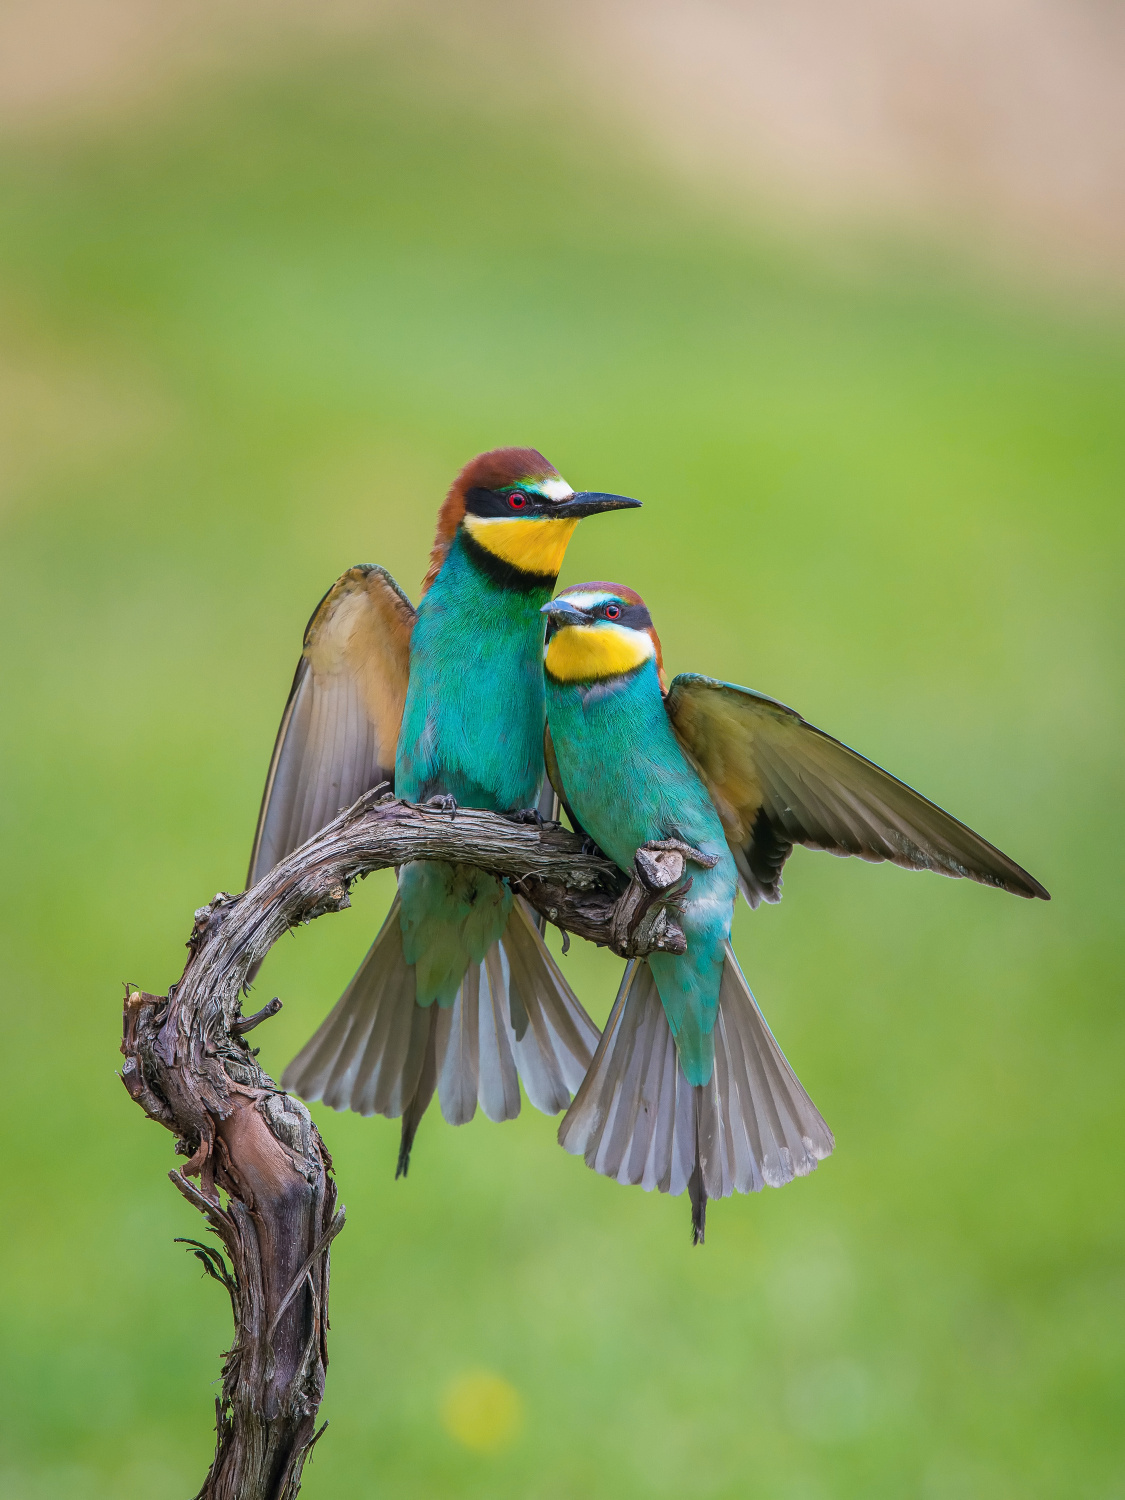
xmin=559 ymin=590 xmax=616 ymax=610
xmin=540 ymin=478 xmax=575 ymax=501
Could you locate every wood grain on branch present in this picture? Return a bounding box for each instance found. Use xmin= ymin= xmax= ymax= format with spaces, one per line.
xmin=120 ymin=792 xmax=693 ymax=1500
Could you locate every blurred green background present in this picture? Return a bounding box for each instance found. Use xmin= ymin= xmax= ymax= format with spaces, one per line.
xmin=0 ymin=14 xmax=1121 ymax=1500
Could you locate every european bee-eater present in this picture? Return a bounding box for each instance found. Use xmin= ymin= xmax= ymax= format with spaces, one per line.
xmin=248 ymin=451 xmax=639 ymax=1173
xmin=541 ymin=583 xmax=1049 ymax=1242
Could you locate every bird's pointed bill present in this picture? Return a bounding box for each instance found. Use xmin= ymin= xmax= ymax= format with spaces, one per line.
xmin=559 ymin=491 xmax=642 ymax=517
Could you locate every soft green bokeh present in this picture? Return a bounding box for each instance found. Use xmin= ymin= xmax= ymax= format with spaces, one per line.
xmin=0 ymin=31 xmax=1121 ymax=1500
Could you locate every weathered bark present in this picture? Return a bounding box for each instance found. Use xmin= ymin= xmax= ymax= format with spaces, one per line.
xmin=119 ymin=792 xmax=696 ymax=1499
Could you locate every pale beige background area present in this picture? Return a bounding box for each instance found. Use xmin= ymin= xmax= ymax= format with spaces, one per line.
xmin=0 ymin=0 xmax=1121 ymax=280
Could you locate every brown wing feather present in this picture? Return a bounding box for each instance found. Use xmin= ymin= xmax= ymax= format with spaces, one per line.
xmin=248 ymin=565 xmax=414 ymax=887
xmin=664 ymin=673 xmax=1049 ymax=906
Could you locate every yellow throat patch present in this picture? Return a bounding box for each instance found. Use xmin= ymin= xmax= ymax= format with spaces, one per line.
xmin=545 ymin=623 xmax=656 ymax=682
xmin=463 ymin=515 xmax=578 ymax=578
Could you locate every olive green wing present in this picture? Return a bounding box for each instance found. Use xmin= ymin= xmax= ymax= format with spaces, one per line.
xmin=248 ymin=565 xmax=414 ymax=887
xmin=664 ymin=673 xmax=1049 ymax=908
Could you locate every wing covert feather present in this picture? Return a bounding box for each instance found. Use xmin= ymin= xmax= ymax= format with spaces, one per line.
xmin=665 ymin=673 xmax=1048 ymax=905
xmin=248 ymin=565 xmax=414 ymax=886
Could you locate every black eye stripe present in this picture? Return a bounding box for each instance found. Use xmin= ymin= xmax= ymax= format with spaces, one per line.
xmin=592 ymin=599 xmax=651 ymax=630
xmin=558 ymin=598 xmax=652 ymax=629
xmin=463 ymin=485 xmax=549 ymax=518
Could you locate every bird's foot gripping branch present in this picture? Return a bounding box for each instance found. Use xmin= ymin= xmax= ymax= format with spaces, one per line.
xmin=119 ymin=793 xmax=691 ymax=1500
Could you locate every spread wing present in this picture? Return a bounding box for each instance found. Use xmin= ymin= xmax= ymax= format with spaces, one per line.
xmin=248 ymin=565 xmax=414 ymax=887
xmin=664 ymin=673 xmax=1049 ymax=908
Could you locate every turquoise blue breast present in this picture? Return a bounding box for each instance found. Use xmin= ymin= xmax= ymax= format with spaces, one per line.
xmin=393 ymin=531 xmax=551 ymax=1007
xmin=545 ymin=660 xmax=728 ymax=867
xmin=545 ymin=659 xmax=738 ymax=1084
xmin=396 ymin=533 xmax=550 ymax=811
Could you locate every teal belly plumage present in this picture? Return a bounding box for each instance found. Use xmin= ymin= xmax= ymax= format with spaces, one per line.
xmin=397 ymin=535 xmax=549 ymax=814
xmin=396 ymin=534 xmax=546 ymax=1006
xmin=545 ymin=660 xmax=737 ymax=1084
xmin=398 ymin=861 xmax=512 ymax=1008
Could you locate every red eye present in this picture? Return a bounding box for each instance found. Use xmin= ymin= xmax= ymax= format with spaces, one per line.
xmin=604 ymin=603 xmax=621 ymax=619
xmin=508 ymin=492 xmax=527 ymax=509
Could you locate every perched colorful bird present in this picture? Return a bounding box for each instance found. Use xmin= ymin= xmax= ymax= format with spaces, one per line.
xmin=541 ymin=583 xmax=1049 ymax=1241
xmin=248 ymin=451 xmax=640 ymax=1173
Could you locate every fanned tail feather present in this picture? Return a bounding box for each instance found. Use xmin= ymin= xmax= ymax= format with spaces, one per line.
xmin=433 ymin=898 xmax=600 ymax=1123
xmin=396 ymin=1010 xmax=439 ymax=1178
xmin=558 ymin=943 xmax=833 ymax=1240
xmin=687 ymin=1155 xmax=707 ymax=1245
xmin=502 ymin=899 xmax=600 ymax=1109
xmin=283 ymin=894 xmax=600 ymax=1174
xmin=282 ymin=894 xmax=427 ymax=1117
xmin=707 ymin=943 xmax=835 ymax=1193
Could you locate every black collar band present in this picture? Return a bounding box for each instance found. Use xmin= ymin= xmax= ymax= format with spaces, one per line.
xmin=460 ymin=527 xmax=558 ymax=593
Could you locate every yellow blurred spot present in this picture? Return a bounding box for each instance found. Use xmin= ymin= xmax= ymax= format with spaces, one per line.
xmin=440 ymin=1369 xmax=523 ymax=1453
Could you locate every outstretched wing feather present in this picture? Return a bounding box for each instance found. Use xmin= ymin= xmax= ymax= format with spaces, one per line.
xmin=248 ymin=565 xmax=414 ymax=886
xmin=664 ymin=673 xmax=1048 ymax=906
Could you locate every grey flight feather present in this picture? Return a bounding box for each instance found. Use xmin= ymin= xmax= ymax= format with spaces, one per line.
xmin=281 ymin=893 xmax=426 ymax=1117
xmin=283 ymin=895 xmax=600 ymax=1147
xmin=248 ymin=565 xmax=414 ymax=889
xmin=558 ymin=944 xmax=833 ymax=1203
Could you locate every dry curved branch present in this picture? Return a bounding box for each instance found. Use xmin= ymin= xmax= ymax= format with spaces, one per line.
xmin=120 ymin=793 xmax=691 ymax=1500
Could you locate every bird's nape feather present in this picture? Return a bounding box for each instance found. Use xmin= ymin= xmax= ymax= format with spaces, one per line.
xmin=423 ymin=446 xmax=560 ymax=591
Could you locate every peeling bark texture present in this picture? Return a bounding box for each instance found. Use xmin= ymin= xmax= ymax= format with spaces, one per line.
xmin=119 ymin=791 xmax=698 ymax=1499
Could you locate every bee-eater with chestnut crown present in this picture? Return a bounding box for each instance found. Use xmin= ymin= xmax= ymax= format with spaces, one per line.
xmin=248 ymin=451 xmax=640 ymax=1173
xmin=542 ymin=583 xmax=1048 ymax=1242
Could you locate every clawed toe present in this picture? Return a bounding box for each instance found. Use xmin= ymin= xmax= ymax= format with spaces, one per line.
xmin=510 ymin=807 xmax=545 ymax=827
xmin=426 ymin=794 xmax=458 ymax=816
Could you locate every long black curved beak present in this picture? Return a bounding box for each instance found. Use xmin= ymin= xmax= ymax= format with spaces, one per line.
xmin=541 ymin=599 xmax=590 ymax=629
xmin=560 ymin=491 xmax=641 ymax=518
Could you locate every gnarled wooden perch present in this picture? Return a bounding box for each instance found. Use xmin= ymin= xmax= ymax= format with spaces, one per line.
xmin=119 ymin=792 xmax=697 ymax=1500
